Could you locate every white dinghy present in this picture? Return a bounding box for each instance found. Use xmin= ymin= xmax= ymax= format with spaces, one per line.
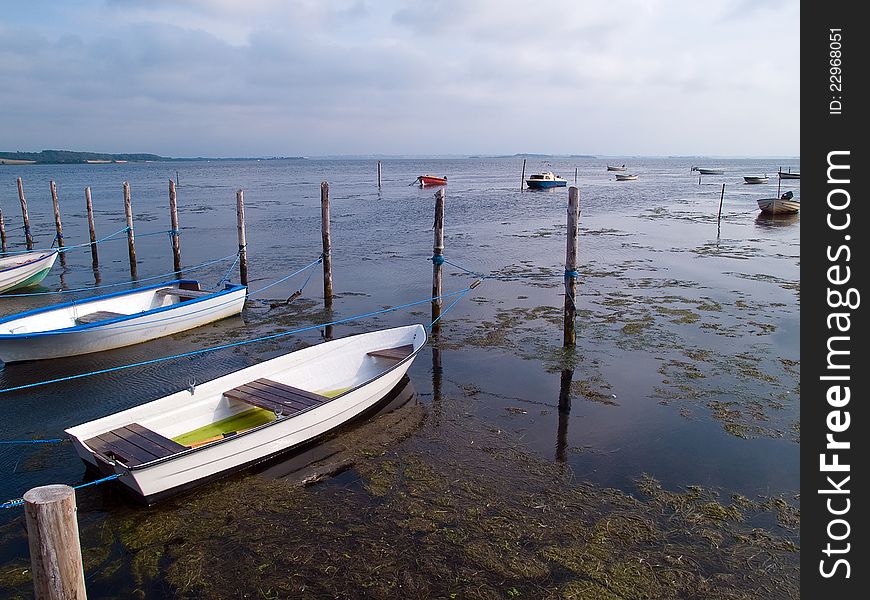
xmin=0 ymin=250 xmax=59 ymax=294
xmin=66 ymin=324 xmax=427 ymax=502
xmin=0 ymin=280 xmax=246 ymax=363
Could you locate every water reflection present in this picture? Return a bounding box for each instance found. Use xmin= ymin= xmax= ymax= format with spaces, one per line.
xmin=754 ymin=211 xmax=799 ymax=229
xmin=556 ymin=369 xmax=572 ymax=462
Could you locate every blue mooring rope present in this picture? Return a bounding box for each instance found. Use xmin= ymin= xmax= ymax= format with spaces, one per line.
xmin=0 ymin=439 xmax=64 ymax=445
xmin=1 ymin=474 xmax=122 ymax=510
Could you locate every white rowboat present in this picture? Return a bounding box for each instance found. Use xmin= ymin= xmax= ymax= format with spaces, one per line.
xmin=691 ymin=167 xmax=725 ymax=175
xmin=0 ymin=280 xmax=246 ymax=363
xmin=615 ymin=174 xmax=638 ymax=181
xmin=0 ymin=250 xmax=59 ymax=294
xmin=743 ymin=176 xmax=769 ymax=184
xmin=66 ymin=324 xmax=427 ymax=502
xmin=757 ymin=197 xmax=800 ymax=215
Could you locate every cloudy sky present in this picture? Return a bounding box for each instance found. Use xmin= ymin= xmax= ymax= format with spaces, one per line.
xmin=1 ymin=0 xmax=800 ymax=157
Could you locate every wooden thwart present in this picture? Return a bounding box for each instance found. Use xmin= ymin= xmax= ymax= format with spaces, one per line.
xmin=224 ymin=378 xmax=328 ymax=415
xmin=367 ymin=344 xmax=414 ymax=361
xmin=84 ymin=423 xmax=186 ymax=466
xmin=155 ymin=287 xmax=215 ymax=299
xmin=75 ymin=310 xmax=126 ymax=325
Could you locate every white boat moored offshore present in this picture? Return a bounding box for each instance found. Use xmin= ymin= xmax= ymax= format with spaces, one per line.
xmin=691 ymin=166 xmax=725 ymax=175
xmin=615 ymin=174 xmax=638 ymax=181
xmin=0 ymin=250 xmax=59 ymax=294
xmin=0 ymin=279 xmax=246 ymax=363
xmin=757 ymin=191 xmax=800 ymax=215
xmin=743 ymin=176 xmax=769 ymax=184
xmin=66 ymin=324 xmax=428 ymax=502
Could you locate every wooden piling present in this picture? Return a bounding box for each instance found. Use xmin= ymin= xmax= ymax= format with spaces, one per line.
xmin=520 ymin=159 xmax=526 ymax=191
xmin=0 ymin=209 xmax=6 ymax=253
xmin=235 ymin=189 xmax=248 ymax=286
xmin=377 ymin=161 xmax=382 ymax=189
xmin=16 ymin=177 xmax=34 ymax=250
xmin=123 ymin=182 xmax=137 ymax=279
xmin=23 ymin=485 xmax=87 ymax=600
xmin=50 ymin=181 xmax=67 ymax=267
xmin=563 ymin=186 xmax=580 ymax=346
xmin=717 ymin=183 xmax=725 ymax=226
xmin=85 ymin=187 xmax=99 ymax=268
xmin=169 ymin=179 xmax=182 ymax=274
xmin=431 ymin=188 xmax=445 ymax=330
xmin=574 ymin=167 xmax=578 ymax=185
xmin=320 ymin=182 xmax=333 ymax=309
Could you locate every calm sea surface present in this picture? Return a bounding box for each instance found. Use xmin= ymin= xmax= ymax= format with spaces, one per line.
xmin=1 ymin=157 xmax=799 ymax=521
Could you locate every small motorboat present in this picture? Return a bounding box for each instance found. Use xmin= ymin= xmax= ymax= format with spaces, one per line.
xmin=744 ymin=176 xmax=769 ymax=184
xmin=757 ymin=191 xmax=800 ymax=215
xmin=0 ymin=250 xmax=59 ymax=294
xmin=66 ymin=324 xmax=427 ymax=502
xmin=416 ymin=175 xmax=447 ymax=186
xmin=615 ymin=174 xmax=638 ymax=181
xmin=0 ymin=279 xmax=246 ymax=363
xmin=692 ymin=167 xmax=725 ymax=175
xmin=526 ymin=171 xmax=568 ymax=189
xmin=779 ymin=170 xmax=800 ymax=180
xmin=606 ymin=165 xmax=627 ymax=171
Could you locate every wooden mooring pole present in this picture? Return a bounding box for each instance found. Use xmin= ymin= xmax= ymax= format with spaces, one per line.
xmin=574 ymin=167 xmax=578 ymax=185
xmin=431 ymin=188 xmax=445 ymax=331
xmin=17 ymin=177 xmax=34 ymax=250
xmin=563 ymin=186 xmax=580 ymax=346
xmin=377 ymin=161 xmax=382 ymax=189
xmin=85 ymin=187 xmax=99 ymax=268
xmin=520 ymin=159 xmax=526 ymax=191
xmin=24 ymin=485 xmax=87 ymax=600
xmin=50 ymin=180 xmax=67 ymax=267
xmin=321 ymin=182 xmax=333 ymax=309
xmin=717 ymin=183 xmax=726 ymax=232
xmin=123 ymin=182 xmax=137 ymax=279
xmin=169 ymin=179 xmax=182 ymax=274
xmin=235 ymin=189 xmax=248 ymax=286
xmin=0 ymin=209 xmax=7 ymax=253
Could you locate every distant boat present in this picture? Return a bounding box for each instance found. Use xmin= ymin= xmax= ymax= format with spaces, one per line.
xmin=779 ymin=169 xmax=800 ymax=180
xmin=0 ymin=279 xmax=246 ymax=363
xmin=526 ymin=171 xmax=567 ymax=189
xmin=692 ymin=167 xmax=725 ymax=175
xmin=66 ymin=324 xmax=427 ymax=502
xmin=415 ymin=175 xmax=447 ymax=186
xmin=744 ymin=176 xmax=769 ymax=184
xmin=606 ymin=164 xmax=627 ymax=171
xmin=615 ymin=174 xmax=638 ymax=181
xmin=0 ymin=250 xmax=59 ymax=294
xmin=757 ymin=191 xmax=800 ymax=215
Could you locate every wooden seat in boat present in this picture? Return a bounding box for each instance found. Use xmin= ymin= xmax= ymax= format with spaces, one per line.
xmin=366 ymin=344 xmax=414 ymax=361
xmin=75 ymin=310 xmax=126 ymax=325
xmin=154 ymin=287 xmax=215 ymax=300
xmin=84 ymin=423 xmax=187 ymax=466
xmin=223 ymin=378 xmax=329 ymax=416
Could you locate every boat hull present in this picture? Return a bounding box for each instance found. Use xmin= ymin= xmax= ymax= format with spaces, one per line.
xmin=615 ymin=175 xmax=638 ymax=181
xmin=0 ymin=282 xmax=247 ymax=363
xmin=419 ymin=176 xmax=447 ymax=186
xmin=66 ymin=324 xmax=427 ymax=501
xmin=696 ymin=169 xmax=724 ymax=175
xmin=526 ymin=180 xmax=567 ymax=189
xmin=757 ymin=198 xmax=800 ymax=215
xmin=0 ymin=250 xmax=58 ymax=293
xmin=744 ymin=177 xmax=769 ymax=184
xmin=779 ymin=172 xmax=800 ymax=179
xmin=606 ymin=166 xmax=626 ymax=171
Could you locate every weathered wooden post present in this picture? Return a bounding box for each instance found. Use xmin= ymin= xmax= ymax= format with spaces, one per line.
xmin=0 ymin=209 xmax=7 ymax=253
xmin=321 ymin=181 xmax=333 ymax=309
xmin=50 ymin=180 xmax=67 ymax=267
xmin=574 ymin=167 xmax=578 ymax=185
xmin=377 ymin=160 xmax=382 ymax=189
xmin=716 ymin=183 xmax=725 ymax=232
xmin=431 ymin=188 xmax=445 ymax=331
xmin=168 ymin=179 xmax=182 ymax=274
xmin=17 ymin=177 xmax=34 ymax=250
xmin=23 ymin=485 xmax=87 ymax=600
xmin=235 ymin=189 xmax=248 ymax=286
xmin=123 ymin=182 xmax=137 ymax=279
xmin=520 ymin=159 xmax=526 ymax=191
xmin=85 ymin=187 xmax=99 ymax=268
xmin=563 ymin=186 xmax=580 ymax=346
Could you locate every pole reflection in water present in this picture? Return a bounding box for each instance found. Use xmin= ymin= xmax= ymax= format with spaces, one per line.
xmin=431 ymin=344 xmax=443 ymax=426
xmin=556 ymin=368 xmax=573 ymax=462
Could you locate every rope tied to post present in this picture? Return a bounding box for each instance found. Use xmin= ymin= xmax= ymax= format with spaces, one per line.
xmin=431 ymin=255 xmax=445 ymax=266
xmin=564 ymin=270 xmax=579 ymax=280
xmin=1 ymin=474 xmax=123 ymax=510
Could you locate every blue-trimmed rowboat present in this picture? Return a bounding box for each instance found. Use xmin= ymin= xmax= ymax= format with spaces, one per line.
xmin=0 ymin=250 xmax=59 ymax=294
xmin=0 ymin=279 xmax=246 ymax=363
xmin=526 ymin=172 xmax=567 ymax=189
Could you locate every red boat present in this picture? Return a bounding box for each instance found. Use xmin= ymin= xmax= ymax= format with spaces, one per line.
xmin=416 ymin=175 xmax=447 ymax=186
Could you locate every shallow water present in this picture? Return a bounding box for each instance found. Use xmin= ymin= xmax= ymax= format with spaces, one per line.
xmin=0 ymin=157 xmax=799 ymax=586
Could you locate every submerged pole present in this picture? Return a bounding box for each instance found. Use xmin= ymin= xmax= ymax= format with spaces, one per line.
xmin=321 ymin=181 xmax=333 ymax=309
xmin=169 ymin=179 xmax=182 ymax=275
xmin=16 ymin=177 xmax=34 ymax=250
xmin=563 ymin=186 xmax=580 ymax=346
xmin=85 ymin=187 xmax=99 ymax=268
xmin=520 ymin=159 xmax=526 ymax=191
xmin=431 ymin=188 xmax=445 ymax=332
xmin=24 ymin=485 xmax=87 ymax=600
xmin=236 ymin=189 xmax=248 ymax=286
xmin=123 ymin=181 xmax=137 ymax=279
